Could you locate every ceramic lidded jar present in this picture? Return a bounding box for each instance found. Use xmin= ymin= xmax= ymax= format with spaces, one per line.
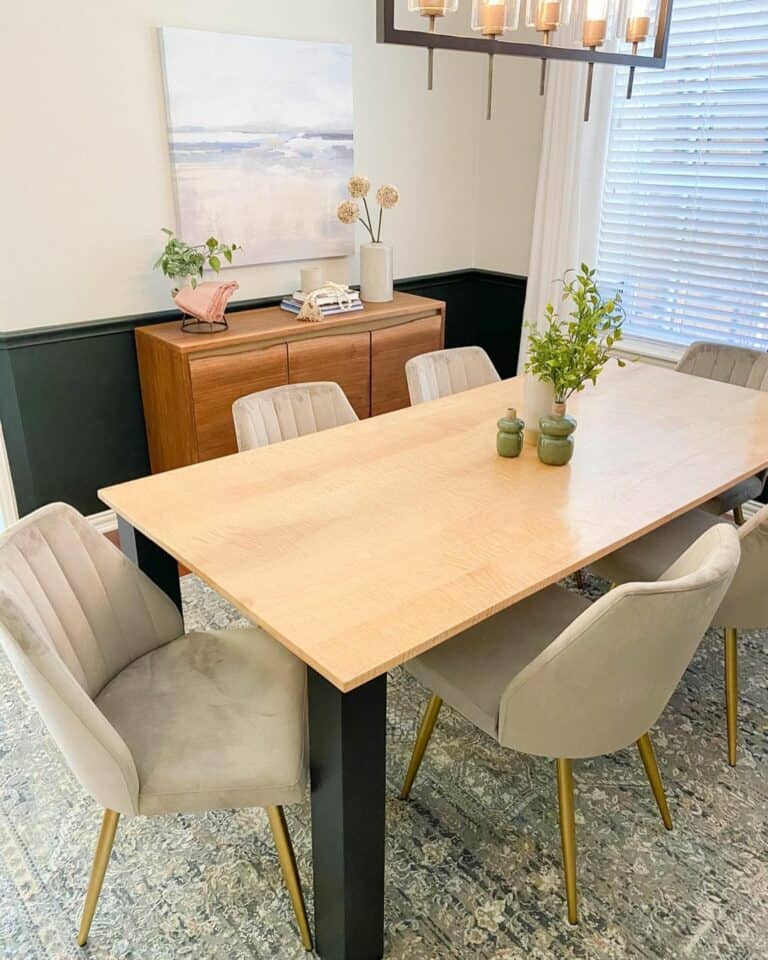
xmin=538 ymin=402 xmax=577 ymax=466
xmin=497 ymin=407 xmax=525 ymax=458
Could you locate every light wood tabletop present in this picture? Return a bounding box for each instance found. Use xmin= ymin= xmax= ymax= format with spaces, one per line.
xmin=100 ymin=363 xmax=768 ymax=692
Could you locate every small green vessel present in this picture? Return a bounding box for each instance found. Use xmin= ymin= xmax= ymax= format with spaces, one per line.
xmin=538 ymin=406 xmax=577 ymax=466
xmin=497 ymin=408 xmax=525 ymax=459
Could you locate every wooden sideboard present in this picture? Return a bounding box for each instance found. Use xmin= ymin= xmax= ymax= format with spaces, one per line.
xmin=135 ymin=292 xmax=446 ymax=473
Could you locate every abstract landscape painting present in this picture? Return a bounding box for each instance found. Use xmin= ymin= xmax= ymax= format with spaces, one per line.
xmin=159 ymin=28 xmax=354 ymax=266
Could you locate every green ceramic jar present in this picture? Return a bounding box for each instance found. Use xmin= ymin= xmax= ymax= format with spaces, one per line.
xmin=497 ymin=408 xmax=525 ymax=459
xmin=538 ymin=404 xmax=577 ymax=466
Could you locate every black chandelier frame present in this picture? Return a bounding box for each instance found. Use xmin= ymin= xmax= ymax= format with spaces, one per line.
xmin=376 ymin=0 xmax=674 ymax=69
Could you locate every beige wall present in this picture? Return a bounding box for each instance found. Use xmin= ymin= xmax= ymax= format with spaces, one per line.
xmin=473 ymin=57 xmax=545 ymax=276
xmin=0 ymin=0 xmax=543 ymax=331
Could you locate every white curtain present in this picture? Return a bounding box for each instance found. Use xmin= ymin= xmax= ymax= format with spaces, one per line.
xmin=518 ymin=59 xmax=616 ymax=371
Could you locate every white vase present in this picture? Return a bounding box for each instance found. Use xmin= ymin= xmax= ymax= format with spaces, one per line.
xmin=360 ymin=243 xmax=394 ymax=303
xmin=523 ymin=376 xmax=556 ymax=445
xmin=171 ymin=275 xmax=195 ymax=296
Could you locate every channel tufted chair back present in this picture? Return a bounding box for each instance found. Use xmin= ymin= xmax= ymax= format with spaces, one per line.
xmin=0 ymin=502 xmax=182 ymax=698
xmin=677 ymin=341 xmax=768 ymax=391
xmin=713 ymin=503 xmax=768 ymax=629
xmin=400 ymin=523 xmax=740 ymax=924
xmin=676 ymin=342 xmax=768 ymax=519
xmin=406 ymin=346 xmax=500 ymax=405
xmin=0 ymin=503 xmax=183 ymax=813
xmin=0 ymin=503 xmax=313 ymax=951
xmin=233 ymin=381 xmax=358 ymax=452
xmin=497 ymin=525 xmax=741 ymax=759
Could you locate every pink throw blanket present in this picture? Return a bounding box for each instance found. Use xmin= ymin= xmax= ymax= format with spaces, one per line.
xmin=174 ymin=281 xmax=239 ymax=324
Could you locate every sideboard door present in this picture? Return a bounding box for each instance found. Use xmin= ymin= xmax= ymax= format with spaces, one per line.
xmin=189 ymin=345 xmax=288 ymax=462
xmin=288 ymin=332 xmax=371 ymax=419
xmin=371 ymin=315 xmax=444 ymax=416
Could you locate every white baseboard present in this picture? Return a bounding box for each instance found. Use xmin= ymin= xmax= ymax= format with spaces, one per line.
xmin=89 ymin=509 xmax=118 ymax=534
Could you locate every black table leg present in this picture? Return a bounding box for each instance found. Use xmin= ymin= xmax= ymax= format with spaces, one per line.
xmin=117 ymin=516 xmax=182 ymax=614
xmin=308 ymin=669 xmax=387 ymax=960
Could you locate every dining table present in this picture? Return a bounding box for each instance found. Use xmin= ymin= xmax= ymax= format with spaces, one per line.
xmin=99 ymin=361 xmax=768 ymax=960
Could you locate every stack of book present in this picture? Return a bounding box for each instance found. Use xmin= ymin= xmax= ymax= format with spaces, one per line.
xmin=280 ymin=287 xmax=364 ymax=317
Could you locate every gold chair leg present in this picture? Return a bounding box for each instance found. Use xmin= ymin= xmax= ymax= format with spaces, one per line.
xmin=637 ymin=734 xmax=673 ymax=830
xmin=725 ymin=627 xmax=739 ymax=766
xmin=77 ymin=809 xmax=120 ymax=947
xmin=555 ymin=758 xmax=578 ymax=925
xmin=266 ymin=806 xmax=313 ymax=952
xmin=733 ymin=505 xmax=745 ymax=526
xmin=400 ymin=695 xmax=443 ymax=800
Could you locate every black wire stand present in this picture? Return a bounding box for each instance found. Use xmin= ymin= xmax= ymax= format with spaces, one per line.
xmin=180 ymin=313 xmax=229 ymax=335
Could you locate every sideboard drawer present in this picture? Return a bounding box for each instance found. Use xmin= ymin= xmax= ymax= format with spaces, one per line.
xmin=189 ymin=345 xmax=289 ymax=461
xmin=371 ymin=315 xmax=444 ymax=415
xmin=288 ymin=332 xmax=371 ymax=420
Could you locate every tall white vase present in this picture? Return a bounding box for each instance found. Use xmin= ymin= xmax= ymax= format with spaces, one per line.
xmin=523 ymin=376 xmax=555 ymax=445
xmin=360 ymin=242 xmax=394 ymax=303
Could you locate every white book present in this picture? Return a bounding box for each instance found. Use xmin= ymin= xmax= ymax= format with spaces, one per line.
xmin=281 ymin=300 xmax=365 ymax=316
xmin=293 ymin=289 xmax=360 ymax=306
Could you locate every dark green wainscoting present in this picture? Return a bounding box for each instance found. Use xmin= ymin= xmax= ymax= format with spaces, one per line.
xmin=0 ymin=269 xmax=526 ymax=517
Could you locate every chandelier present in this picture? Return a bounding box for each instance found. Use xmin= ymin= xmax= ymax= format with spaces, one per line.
xmin=378 ymin=0 xmax=672 ymax=121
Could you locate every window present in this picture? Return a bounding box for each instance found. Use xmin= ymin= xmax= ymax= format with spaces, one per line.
xmin=597 ymin=0 xmax=768 ymax=351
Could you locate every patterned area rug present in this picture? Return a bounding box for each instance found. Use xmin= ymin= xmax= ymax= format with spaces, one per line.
xmin=1 ymin=574 xmax=766 ymax=960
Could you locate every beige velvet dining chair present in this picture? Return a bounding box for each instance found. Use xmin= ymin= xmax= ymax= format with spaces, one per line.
xmin=233 ymin=381 xmax=358 ymax=452
xmin=399 ymin=525 xmax=740 ymax=924
xmin=677 ymin=341 xmax=768 ymax=523
xmin=405 ymin=346 xmax=500 ymax=406
xmin=0 ymin=504 xmax=312 ymax=951
xmin=589 ymin=504 xmax=768 ymax=767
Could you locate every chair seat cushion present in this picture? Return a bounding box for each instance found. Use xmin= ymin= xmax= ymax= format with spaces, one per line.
xmin=96 ymin=629 xmax=307 ymax=815
xmin=406 ymin=585 xmax=591 ymax=739
xmin=589 ymin=509 xmax=726 ymax=585
xmin=699 ymin=476 xmax=765 ymax=516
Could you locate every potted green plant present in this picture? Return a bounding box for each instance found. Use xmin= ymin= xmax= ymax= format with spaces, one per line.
xmin=524 ymin=264 xmax=625 ymax=465
xmin=154 ymin=228 xmax=239 ymax=293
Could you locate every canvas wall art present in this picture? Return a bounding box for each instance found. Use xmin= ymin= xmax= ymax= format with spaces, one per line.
xmin=159 ymin=27 xmax=355 ymax=266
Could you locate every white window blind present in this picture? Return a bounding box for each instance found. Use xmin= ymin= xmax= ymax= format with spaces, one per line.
xmin=597 ymin=0 xmax=768 ymax=350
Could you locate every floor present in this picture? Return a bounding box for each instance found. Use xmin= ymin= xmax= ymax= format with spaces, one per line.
xmin=0 ymin=573 xmax=766 ymax=960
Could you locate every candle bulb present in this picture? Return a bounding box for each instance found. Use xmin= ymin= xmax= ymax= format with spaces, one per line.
xmin=472 ymin=0 xmax=518 ymax=37
xmin=479 ymin=0 xmax=508 ymax=36
xmin=582 ymin=0 xmax=610 ymax=46
xmin=527 ymin=0 xmax=571 ymax=31
xmin=410 ymin=0 xmax=457 ymax=17
xmin=581 ymin=0 xmax=611 ymax=121
xmin=526 ymin=0 xmax=571 ymax=95
xmin=582 ymin=16 xmax=607 ymax=46
xmin=408 ymin=0 xmax=458 ymax=91
xmin=472 ymin=0 xmax=519 ymax=119
xmin=619 ymin=0 xmax=654 ymax=98
xmin=626 ymin=14 xmax=650 ymax=42
xmin=536 ymin=0 xmax=562 ymax=30
xmin=622 ymin=0 xmax=652 ymax=40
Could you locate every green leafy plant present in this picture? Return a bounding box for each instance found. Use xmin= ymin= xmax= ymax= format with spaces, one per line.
xmin=154 ymin=228 xmax=239 ymax=288
xmin=524 ymin=264 xmax=626 ymax=405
